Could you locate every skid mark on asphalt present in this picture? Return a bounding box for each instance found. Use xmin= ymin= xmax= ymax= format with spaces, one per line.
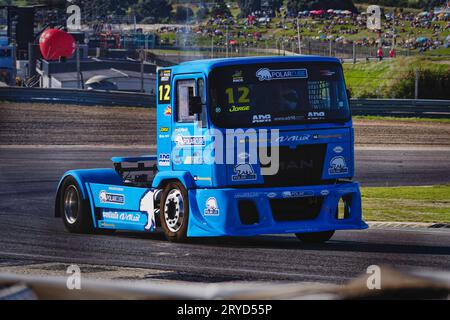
xmin=0 ymin=262 xmax=172 ymax=282
xmin=0 ymin=251 xmax=351 ymax=283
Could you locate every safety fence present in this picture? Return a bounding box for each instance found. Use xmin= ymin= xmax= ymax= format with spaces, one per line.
xmin=1 ymin=87 xmax=449 ymax=118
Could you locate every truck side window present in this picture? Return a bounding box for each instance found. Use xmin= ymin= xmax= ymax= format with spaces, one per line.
xmin=197 ymin=78 xmax=207 ymax=127
xmin=176 ymin=79 xmax=197 ymax=123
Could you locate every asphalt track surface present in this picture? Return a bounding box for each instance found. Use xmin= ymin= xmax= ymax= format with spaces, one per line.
xmin=0 ymin=146 xmax=449 ymax=284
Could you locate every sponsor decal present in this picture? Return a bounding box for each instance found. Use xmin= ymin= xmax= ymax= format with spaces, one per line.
xmin=108 ymin=187 xmax=124 ymax=192
xmin=102 ymin=211 xmax=118 ymax=219
xmin=307 ymin=111 xmax=326 ymax=120
xmin=274 ymin=115 xmax=305 ymax=122
xmin=314 ymin=134 xmax=344 ymax=140
xmin=238 ymin=152 xmax=250 ymax=161
xmin=282 ymin=191 xmax=314 ymax=198
xmin=159 ymin=69 xmax=172 ymax=82
xmin=119 ymin=213 xmax=140 ymax=222
xmin=276 ymin=135 xmax=311 ymax=143
xmin=333 ymin=146 xmax=344 ymax=154
xmin=215 ymin=107 xmax=222 ymax=113
xmin=160 ymin=127 xmax=169 ymax=133
xmin=252 ymin=114 xmax=272 ymax=124
xmin=102 ymin=211 xmax=140 ymax=222
xmin=321 ymin=190 xmax=330 ymax=196
xmin=267 ymin=192 xmax=277 ymax=199
xmin=204 ymin=197 xmax=220 ymax=216
xmin=329 ymin=156 xmax=349 ymax=175
xmin=158 ymin=153 xmax=171 ymax=167
xmin=232 ymin=70 xmax=244 ymax=83
xmin=174 ymin=135 xmax=206 ymax=147
xmin=164 ymin=105 xmax=172 ymax=116
xmin=232 ymin=164 xmax=257 ymax=182
xmin=158 ymin=70 xmax=172 ymax=104
xmin=99 ymin=191 xmax=125 ymax=205
xmin=320 ymin=70 xmax=336 ymax=77
xmin=100 ymin=222 xmax=115 ymax=228
xmin=256 ymin=68 xmax=308 ymax=81
xmin=229 ymin=105 xmax=251 ymax=113
xmin=235 ymin=192 xmax=263 ymax=199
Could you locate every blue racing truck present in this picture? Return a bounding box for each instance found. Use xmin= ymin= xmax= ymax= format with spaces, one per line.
xmin=55 ymin=56 xmax=368 ymax=243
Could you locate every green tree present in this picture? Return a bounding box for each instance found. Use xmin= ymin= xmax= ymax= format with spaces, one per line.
xmin=210 ymin=0 xmax=231 ymax=17
xmin=237 ymin=0 xmax=283 ymax=17
xmin=132 ymin=0 xmax=172 ymax=23
xmin=286 ymin=0 xmax=357 ymax=15
xmin=174 ymin=6 xmax=194 ymax=22
xmin=196 ymin=6 xmax=210 ymax=20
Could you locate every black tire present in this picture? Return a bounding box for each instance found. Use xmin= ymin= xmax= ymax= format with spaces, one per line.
xmin=295 ymin=231 xmax=335 ymax=243
xmin=159 ymin=181 xmax=189 ymax=242
xmin=59 ymin=176 xmax=93 ymax=234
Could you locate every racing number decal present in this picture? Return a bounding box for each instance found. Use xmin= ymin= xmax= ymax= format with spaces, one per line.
xmin=159 ymin=84 xmax=171 ymax=102
xmin=226 ymin=87 xmax=250 ymax=104
xmin=158 ymin=69 xmax=172 ymax=104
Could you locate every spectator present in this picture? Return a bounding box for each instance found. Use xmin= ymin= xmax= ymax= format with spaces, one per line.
xmin=377 ymin=47 xmax=383 ymax=61
xmin=389 ymin=48 xmax=396 ymax=58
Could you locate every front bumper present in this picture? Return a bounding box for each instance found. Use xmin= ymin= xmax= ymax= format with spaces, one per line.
xmin=187 ymin=182 xmax=368 ymax=237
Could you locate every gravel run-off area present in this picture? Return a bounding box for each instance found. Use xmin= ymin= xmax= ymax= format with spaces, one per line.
xmin=1 ymin=102 xmax=449 ymax=146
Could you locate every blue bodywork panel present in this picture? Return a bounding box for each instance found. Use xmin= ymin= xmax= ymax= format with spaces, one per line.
xmin=187 ymin=182 xmax=367 ymax=237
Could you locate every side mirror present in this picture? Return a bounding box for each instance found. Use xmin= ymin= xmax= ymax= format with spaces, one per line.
xmin=189 ymin=96 xmax=202 ymax=116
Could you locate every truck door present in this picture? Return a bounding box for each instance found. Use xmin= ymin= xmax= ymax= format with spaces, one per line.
xmin=171 ymin=74 xmax=211 ymax=187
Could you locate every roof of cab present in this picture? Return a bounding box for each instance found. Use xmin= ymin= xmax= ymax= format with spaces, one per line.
xmin=168 ymin=55 xmax=341 ymax=75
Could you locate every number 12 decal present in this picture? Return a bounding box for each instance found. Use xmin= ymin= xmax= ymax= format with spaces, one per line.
xmin=159 ymin=84 xmax=171 ymax=103
xmin=225 ymin=87 xmax=250 ymax=104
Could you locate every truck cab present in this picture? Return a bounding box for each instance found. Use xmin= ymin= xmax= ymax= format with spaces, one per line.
xmin=55 ymin=56 xmax=367 ymax=243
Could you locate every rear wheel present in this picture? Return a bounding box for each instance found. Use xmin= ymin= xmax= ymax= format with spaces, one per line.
xmin=159 ymin=181 xmax=189 ymax=242
xmin=60 ymin=177 xmax=93 ymax=234
xmin=295 ymin=231 xmax=335 ymax=243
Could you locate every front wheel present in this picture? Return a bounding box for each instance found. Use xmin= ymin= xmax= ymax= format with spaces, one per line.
xmin=59 ymin=176 xmax=93 ymax=234
xmin=295 ymin=231 xmax=335 ymax=243
xmin=159 ymin=181 xmax=189 ymax=242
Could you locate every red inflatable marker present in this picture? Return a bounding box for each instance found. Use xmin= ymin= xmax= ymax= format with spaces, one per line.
xmin=39 ymin=29 xmax=76 ymax=61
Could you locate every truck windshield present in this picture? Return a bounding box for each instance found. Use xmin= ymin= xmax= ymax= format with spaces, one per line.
xmin=209 ymin=62 xmax=351 ymax=128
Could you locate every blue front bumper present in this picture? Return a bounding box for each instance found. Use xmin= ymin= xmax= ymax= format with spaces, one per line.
xmin=187 ymin=182 xmax=368 ymax=237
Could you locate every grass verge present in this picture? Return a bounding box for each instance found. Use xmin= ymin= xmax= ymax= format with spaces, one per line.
xmin=361 ymin=185 xmax=450 ymax=223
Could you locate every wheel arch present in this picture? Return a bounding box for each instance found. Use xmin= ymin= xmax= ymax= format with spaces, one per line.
xmin=54 ymin=169 xmax=123 ymax=217
xmin=152 ymin=171 xmax=195 ymax=190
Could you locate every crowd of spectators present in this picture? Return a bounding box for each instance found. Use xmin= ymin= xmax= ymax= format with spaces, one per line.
xmin=155 ymin=6 xmax=450 ymax=53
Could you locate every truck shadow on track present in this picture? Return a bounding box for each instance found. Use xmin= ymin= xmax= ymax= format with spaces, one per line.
xmin=113 ymin=231 xmax=450 ymax=256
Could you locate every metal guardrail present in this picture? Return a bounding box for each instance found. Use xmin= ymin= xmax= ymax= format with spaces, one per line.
xmin=0 ymin=87 xmax=156 ymax=108
xmin=0 ymin=87 xmax=449 ymax=118
xmin=351 ymin=98 xmax=450 ymax=118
